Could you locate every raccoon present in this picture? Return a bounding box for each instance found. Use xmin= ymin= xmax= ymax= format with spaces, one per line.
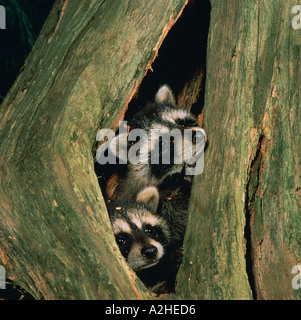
xmin=103 ymin=84 xmax=206 ymax=201
xmin=98 ymin=85 xmax=206 ymax=292
xmin=107 ymin=186 xmax=178 ymax=292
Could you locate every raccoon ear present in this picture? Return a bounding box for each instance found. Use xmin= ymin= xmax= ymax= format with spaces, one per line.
xmin=155 ymin=85 xmax=176 ymax=105
xmin=136 ymin=187 xmax=160 ymax=213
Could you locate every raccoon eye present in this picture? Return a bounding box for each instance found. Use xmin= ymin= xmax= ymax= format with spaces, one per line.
xmin=144 ymin=224 xmax=164 ymax=242
xmin=116 ymin=233 xmax=129 ymax=245
xmin=144 ymin=226 xmax=153 ymax=235
xmin=115 ymin=233 xmax=132 ymax=256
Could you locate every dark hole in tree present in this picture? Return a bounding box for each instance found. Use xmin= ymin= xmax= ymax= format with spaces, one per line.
xmin=95 ymin=0 xmax=211 ymax=293
xmin=0 ymin=0 xmax=55 ymax=104
xmin=125 ymin=0 xmax=211 ymax=121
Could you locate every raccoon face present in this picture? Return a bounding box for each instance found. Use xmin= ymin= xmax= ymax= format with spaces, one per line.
xmin=112 ymin=208 xmax=170 ymax=271
xmin=148 ymin=112 xmax=206 ymax=180
xmin=108 ymin=187 xmax=170 ymax=271
xmin=129 ymin=85 xmax=206 ymax=182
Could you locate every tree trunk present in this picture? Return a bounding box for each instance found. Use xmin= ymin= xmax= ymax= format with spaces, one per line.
xmin=177 ymin=0 xmax=301 ymax=300
xmin=1 ymin=0 xmax=300 ymax=301
xmin=0 ymin=0 xmax=188 ymax=299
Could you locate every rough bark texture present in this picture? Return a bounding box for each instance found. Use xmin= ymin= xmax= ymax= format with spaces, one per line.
xmin=0 ymin=0 xmax=188 ymax=299
xmin=0 ymin=0 xmax=300 ymax=301
xmin=177 ymin=0 xmax=300 ymax=300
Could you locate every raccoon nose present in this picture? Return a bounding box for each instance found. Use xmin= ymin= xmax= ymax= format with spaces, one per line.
xmin=141 ymin=246 xmax=158 ymax=259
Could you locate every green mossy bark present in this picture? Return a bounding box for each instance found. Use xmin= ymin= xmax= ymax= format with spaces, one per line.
xmin=0 ymin=0 xmax=299 ymax=301
xmin=177 ymin=0 xmax=300 ymax=300
xmin=0 ymin=0 xmax=188 ymax=299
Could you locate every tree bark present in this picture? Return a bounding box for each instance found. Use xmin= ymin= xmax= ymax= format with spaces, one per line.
xmin=177 ymin=0 xmax=301 ymax=300
xmin=0 ymin=0 xmax=188 ymax=299
xmin=1 ymin=0 xmax=300 ymax=301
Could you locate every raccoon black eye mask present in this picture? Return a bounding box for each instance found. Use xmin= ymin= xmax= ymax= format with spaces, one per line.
xmin=107 ymin=187 xmax=171 ymax=272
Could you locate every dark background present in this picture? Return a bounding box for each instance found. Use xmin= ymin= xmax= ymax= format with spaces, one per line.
xmin=0 ymin=0 xmax=55 ymax=104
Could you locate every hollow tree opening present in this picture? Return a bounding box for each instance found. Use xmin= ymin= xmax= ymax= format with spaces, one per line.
xmin=94 ymin=0 xmax=211 ymax=295
xmin=125 ymin=0 xmax=211 ymax=122
xmin=95 ymin=0 xmax=211 ymax=185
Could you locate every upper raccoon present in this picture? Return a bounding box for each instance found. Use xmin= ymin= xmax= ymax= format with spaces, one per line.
xmin=103 ymin=84 xmax=206 ymax=200
xmin=107 ymin=186 xmax=176 ymax=291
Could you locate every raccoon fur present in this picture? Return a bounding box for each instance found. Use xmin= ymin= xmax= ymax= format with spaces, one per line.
xmin=98 ymin=85 xmax=206 ymax=292
xmin=106 ymin=186 xmax=180 ymax=293
xmin=103 ymin=84 xmax=206 ymax=201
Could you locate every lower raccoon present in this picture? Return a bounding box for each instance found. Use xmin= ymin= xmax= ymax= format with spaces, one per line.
xmin=107 ymin=186 xmax=181 ymax=293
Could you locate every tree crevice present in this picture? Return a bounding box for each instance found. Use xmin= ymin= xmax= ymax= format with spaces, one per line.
xmin=244 ymin=133 xmax=265 ymax=300
xmin=94 ymin=0 xmax=211 ymax=297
